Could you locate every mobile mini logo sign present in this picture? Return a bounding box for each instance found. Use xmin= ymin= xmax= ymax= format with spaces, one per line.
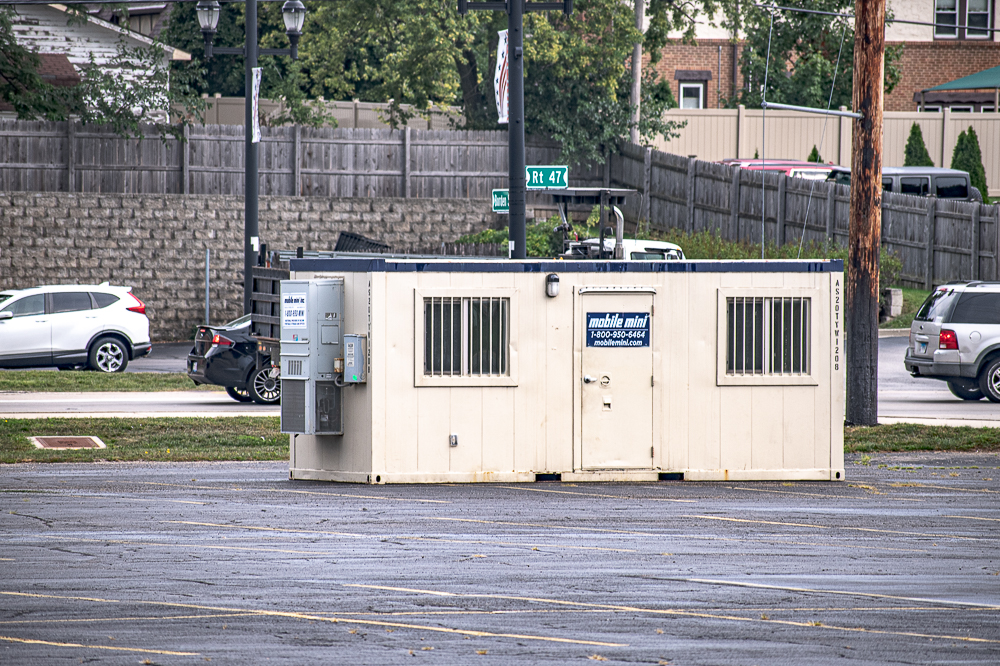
xmin=282 ymin=293 xmax=307 ymax=329
xmin=586 ymin=312 xmax=650 ymax=347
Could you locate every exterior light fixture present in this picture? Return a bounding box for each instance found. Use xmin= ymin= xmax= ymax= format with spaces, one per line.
xmin=545 ymin=273 xmax=560 ymax=298
xmin=195 ymin=0 xmax=221 ymax=58
xmin=282 ymin=0 xmax=307 ymax=59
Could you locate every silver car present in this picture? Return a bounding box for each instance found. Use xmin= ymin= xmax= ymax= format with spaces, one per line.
xmin=904 ymin=281 xmax=1000 ymax=401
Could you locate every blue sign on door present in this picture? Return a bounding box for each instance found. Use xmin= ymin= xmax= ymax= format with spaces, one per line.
xmin=586 ymin=312 xmax=650 ymax=347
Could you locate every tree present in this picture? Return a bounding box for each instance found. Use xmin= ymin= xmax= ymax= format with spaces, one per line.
xmin=166 ymin=0 xmax=685 ymax=167
xmin=0 ymin=7 xmax=204 ymax=138
xmin=950 ymin=126 xmax=989 ymax=199
xmin=807 ymin=145 xmax=822 ymax=162
xmin=903 ymin=122 xmax=934 ymax=167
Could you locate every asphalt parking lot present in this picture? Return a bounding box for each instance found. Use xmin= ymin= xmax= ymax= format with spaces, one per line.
xmin=2 ymin=452 xmax=999 ymax=664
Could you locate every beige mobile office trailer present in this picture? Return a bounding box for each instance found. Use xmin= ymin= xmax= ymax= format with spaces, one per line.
xmin=280 ymin=257 xmax=845 ymax=483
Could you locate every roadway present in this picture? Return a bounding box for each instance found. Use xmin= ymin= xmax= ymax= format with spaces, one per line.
xmin=1 ymin=454 xmax=998 ymax=664
xmin=1 ymin=338 xmax=998 ymax=424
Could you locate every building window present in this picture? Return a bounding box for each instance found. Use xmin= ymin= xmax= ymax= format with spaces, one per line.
xmin=415 ymin=289 xmax=518 ymax=387
xmin=936 ymin=0 xmax=993 ymax=39
xmin=717 ymin=291 xmax=818 ymax=386
xmin=424 ymin=296 xmax=508 ymax=376
xmin=936 ymin=0 xmax=959 ymax=36
xmin=950 ymin=105 xmax=974 ymax=112
xmin=680 ymin=83 xmax=705 ymax=109
xmin=920 ymin=105 xmax=942 ymax=112
xmin=968 ymin=0 xmax=991 ymax=37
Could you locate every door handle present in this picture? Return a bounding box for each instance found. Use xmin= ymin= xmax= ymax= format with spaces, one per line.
xmin=584 ymin=375 xmax=597 ymax=384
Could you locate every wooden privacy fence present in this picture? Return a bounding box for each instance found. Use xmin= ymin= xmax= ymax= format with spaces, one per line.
xmin=612 ymin=142 xmax=1000 ymax=289
xmin=0 ymin=120 xmax=601 ymax=199
xmin=0 ymin=118 xmax=996 ymax=288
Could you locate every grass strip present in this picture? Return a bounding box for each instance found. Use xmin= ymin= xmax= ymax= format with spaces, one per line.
xmin=0 ymin=417 xmax=285 ymax=463
xmin=846 ymin=423 xmax=1000 ymax=453
xmin=0 ymin=371 xmax=222 ymax=393
xmin=1 ymin=418 xmax=997 ymax=465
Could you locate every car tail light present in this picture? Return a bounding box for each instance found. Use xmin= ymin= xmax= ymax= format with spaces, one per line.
xmin=939 ymin=329 xmax=958 ymax=350
xmin=126 ymin=295 xmax=146 ymax=314
xmin=212 ymin=334 xmax=234 ymax=347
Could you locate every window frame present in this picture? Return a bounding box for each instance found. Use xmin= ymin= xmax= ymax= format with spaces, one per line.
xmin=414 ymin=288 xmax=519 ymax=387
xmin=679 ymin=82 xmax=705 ymax=109
xmin=935 ymin=0 xmax=995 ymax=40
xmin=717 ymin=289 xmax=819 ymax=386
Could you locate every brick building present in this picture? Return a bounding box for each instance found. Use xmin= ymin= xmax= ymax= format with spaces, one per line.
xmin=651 ymin=0 xmax=1000 ymax=112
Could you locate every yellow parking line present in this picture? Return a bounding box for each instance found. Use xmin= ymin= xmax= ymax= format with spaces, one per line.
xmin=726 ymin=486 xmax=925 ymax=502
xmin=42 ymin=535 xmax=322 ymax=556
xmin=498 ymin=486 xmax=696 ymax=503
xmin=164 ymin=520 xmax=368 ymax=538
xmin=679 ymin=578 xmax=1000 ymax=610
xmin=0 ymin=613 xmax=255 ymax=625
xmin=345 ymin=584 xmax=1000 ymax=643
xmin=137 ymin=481 xmax=450 ymax=503
xmin=907 ymin=483 xmax=1000 ymax=494
xmin=0 ymin=591 xmax=625 ymax=648
xmin=422 ymin=516 xmax=657 ymax=536
xmin=944 ymin=515 xmax=1000 ymax=523
xmin=685 ymin=515 xmax=984 ymax=541
xmin=0 ymin=635 xmax=198 ymax=656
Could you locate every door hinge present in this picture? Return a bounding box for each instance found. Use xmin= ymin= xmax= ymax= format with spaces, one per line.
xmin=650 ymin=446 xmax=655 ymax=458
xmin=651 ymin=375 xmax=654 ymax=387
xmin=650 ymin=304 xmax=655 ymax=316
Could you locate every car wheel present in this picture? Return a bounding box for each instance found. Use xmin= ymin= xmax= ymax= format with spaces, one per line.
xmin=88 ymin=337 xmax=128 ymax=373
xmin=225 ymin=386 xmax=253 ymax=403
xmin=248 ymin=366 xmax=280 ymax=405
xmin=947 ymin=380 xmax=983 ymax=401
xmin=977 ymin=358 xmax=1000 ymax=403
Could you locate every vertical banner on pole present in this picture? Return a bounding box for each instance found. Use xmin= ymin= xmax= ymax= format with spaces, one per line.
xmin=494 ymin=30 xmax=509 ymax=124
xmin=251 ymin=67 xmax=263 ymax=144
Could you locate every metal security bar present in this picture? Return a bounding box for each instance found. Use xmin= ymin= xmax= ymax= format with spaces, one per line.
xmin=425 ymin=297 xmax=509 ymax=377
xmin=727 ymin=297 xmax=810 ymax=376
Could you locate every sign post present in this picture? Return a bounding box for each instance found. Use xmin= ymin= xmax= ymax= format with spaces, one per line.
xmin=459 ymin=0 xmax=573 ymax=259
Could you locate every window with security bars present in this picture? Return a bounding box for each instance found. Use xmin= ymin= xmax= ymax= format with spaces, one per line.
xmin=726 ymin=296 xmax=810 ymax=376
xmin=424 ymin=297 xmax=509 ymax=376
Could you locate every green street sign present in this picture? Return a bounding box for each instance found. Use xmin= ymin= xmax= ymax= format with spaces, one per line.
xmin=492 ymin=189 xmax=509 ymax=214
xmin=525 ymin=165 xmax=568 ymax=189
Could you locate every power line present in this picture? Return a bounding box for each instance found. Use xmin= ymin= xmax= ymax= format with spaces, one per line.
xmin=754 ymin=3 xmax=1000 ymax=33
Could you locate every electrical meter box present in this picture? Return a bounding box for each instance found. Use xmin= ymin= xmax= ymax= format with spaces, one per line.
xmin=343 ymin=334 xmax=367 ymax=384
xmin=280 ymin=278 xmax=345 ymax=435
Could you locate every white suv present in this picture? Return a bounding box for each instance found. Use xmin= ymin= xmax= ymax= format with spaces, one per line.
xmin=904 ymin=281 xmax=1000 ymax=401
xmin=0 ymin=283 xmax=151 ymax=373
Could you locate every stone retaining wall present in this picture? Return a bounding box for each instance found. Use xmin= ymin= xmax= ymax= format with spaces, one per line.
xmin=0 ymin=193 xmax=497 ymax=341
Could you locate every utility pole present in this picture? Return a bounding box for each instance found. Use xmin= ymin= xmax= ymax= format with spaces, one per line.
xmin=459 ymin=0 xmax=572 ymax=259
xmin=629 ymin=0 xmax=645 ymax=144
xmin=846 ymin=0 xmax=885 ymax=426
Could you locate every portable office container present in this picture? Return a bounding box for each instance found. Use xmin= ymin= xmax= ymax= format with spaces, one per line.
xmin=283 ymin=257 xmax=845 ymax=483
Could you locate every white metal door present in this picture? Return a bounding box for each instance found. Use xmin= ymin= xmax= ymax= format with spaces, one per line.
xmin=580 ymin=293 xmax=654 ymax=469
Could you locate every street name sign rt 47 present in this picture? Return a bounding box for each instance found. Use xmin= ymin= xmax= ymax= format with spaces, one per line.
xmin=525 ymin=165 xmax=568 ymax=190
xmin=492 ymin=189 xmax=510 ymax=214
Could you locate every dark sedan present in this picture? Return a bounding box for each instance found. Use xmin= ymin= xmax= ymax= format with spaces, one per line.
xmin=187 ymin=314 xmax=280 ymax=404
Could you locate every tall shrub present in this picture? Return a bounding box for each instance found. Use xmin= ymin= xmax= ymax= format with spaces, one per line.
xmin=903 ymin=123 xmax=934 ymax=167
xmin=807 ymin=145 xmax=822 ymax=163
xmin=951 ymin=126 xmax=989 ymax=199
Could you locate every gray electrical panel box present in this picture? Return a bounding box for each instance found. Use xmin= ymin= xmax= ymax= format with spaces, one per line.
xmin=280 ymin=279 xmax=344 ymax=435
xmin=344 ymin=333 xmax=367 ymax=384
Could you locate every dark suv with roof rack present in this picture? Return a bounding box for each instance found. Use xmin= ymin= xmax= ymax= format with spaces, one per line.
xmin=904 ymin=281 xmax=1000 ymax=401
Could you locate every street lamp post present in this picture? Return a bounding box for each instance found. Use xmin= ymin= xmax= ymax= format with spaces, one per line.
xmin=196 ymin=0 xmax=307 ymax=315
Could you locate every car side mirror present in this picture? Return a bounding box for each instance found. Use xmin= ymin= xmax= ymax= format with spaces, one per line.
xmin=0 ymin=311 xmax=12 ymax=320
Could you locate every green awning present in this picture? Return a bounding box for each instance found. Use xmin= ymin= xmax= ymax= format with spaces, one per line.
xmin=926 ymin=64 xmax=1000 ymax=91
